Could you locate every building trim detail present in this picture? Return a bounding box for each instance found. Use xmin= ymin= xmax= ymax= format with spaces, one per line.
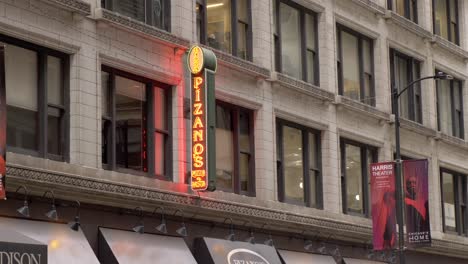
xmin=42 ymin=0 xmax=91 ymax=16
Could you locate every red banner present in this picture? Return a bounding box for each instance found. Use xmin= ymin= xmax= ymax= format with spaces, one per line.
xmin=0 ymin=45 xmax=5 ymax=200
xmin=403 ymin=159 xmax=431 ymax=247
xmin=370 ymin=162 xmax=396 ymax=250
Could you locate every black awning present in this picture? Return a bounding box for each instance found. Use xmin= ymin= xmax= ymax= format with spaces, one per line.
xmin=0 ymin=228 xmax=47 ymax=264
xmin=98 ymin=227 xmax=197 ymax=264
xmin=194 ymin=237 xmax=283 ymax=264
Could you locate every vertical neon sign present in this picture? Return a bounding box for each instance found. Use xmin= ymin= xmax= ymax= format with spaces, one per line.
xmin=188 ymin=46 xmax=217 ymax=192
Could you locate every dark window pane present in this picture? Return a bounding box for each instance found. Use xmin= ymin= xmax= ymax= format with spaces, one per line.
xmin=115 ymin=76 xmax=146 ymax=171
xmin=102 ymin=119 xmax=111 ymax=165
xmin=449 ymin=0 xmax=457 ymax=42
xmin=437 ymin=79 xmax=452 ymax=136
xmin=154 ymin=132 xmax=165 ymax=175
xmin=153 ymin=86 xmax=166 ymax=130
xmin=240 ymin=153 xmax=249 ymax=192
xmin=345 ymin=144 xmax=363 ymax=214
xmin=237 ymin=22 xmax=248 ymax=60
xmin=280 ymin=3 xmax=301 ymax=79
xmin=101 ymin=71 xmax=110 ymax=117
xmin=47 ymin=107 xmax=62 ymax=156
xmin=308 ymin=132 xmax=317 ymax=206
xmin=207 ymin=0 xmax=232 ymax=53
xmin=5 ymin=45 xmax=38 ymax=151
xmin=283 ymin=126 xmax=304 ymax=203
xmin=47 ymin=56 xmax=63 ymax=106
xmin=196 ymin=3 xmax=202 ymax=43
xmin=216 ymin=104 xmax=233 ymax=191
xmin=395 ymin=56 xmax=409 ymax=119
xmin=434 ymin=0 xmax=448 ymax=39
xmin=239 ymin=111 xmax=250 ymax=153
xmin=443 ymin=172 xmax=456 ymax=231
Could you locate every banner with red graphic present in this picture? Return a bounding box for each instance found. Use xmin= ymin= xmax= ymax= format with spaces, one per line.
xmin=0 ymin=45 xmax=5 ymax=200
xmin=370 ymin=162 xmax=396 ymax=250
xmin=403 ymin=159 xmax=431 ymax=247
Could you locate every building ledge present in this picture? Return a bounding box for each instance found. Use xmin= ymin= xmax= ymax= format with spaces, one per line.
xmin=41 ymin=0 xmax=91 ymax=16
xmin=430 ymin=35 xmax=468 ymax=60
xmin=335 ymin=95 xmax=390 ymax=121
xmin=437 ymin=133 xmax=468 ymax=150
xmin=349 ymin=0 xmax=386 ymax=15
xmin=274 ymin=73 xmax=335 ymax=102
xmin=399 ymin=118 xmax=437 ymax=138
xmin=200 ymin=45 xmax=270 ymax=78
xmin=95 ymin=8 xmax=190 ymax=49
xmin=384 ymin=11 xmax=432 ymax=39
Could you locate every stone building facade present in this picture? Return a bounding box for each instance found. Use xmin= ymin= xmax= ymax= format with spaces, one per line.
xmin=1 ymin=0 xmax=468 ymax=263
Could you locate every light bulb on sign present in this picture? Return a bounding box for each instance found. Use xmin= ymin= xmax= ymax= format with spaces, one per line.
xmin=355 ymin=194 xmax=360 ymax=201
xmin=299 ymin=182 xmax=303 ymax=189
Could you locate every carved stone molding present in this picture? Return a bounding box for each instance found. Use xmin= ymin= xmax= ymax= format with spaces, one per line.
xmin=276 ymin=73 xmax=335 ymax=102
xmin=41 ymin=0 xmax=91 ymax=15
xmin=439 ymin=133 xmax=468 ymax=150
xmin=349 ymin=0 xmax=386 ymax=15
xmin=200 ymin=45 xmax=270 ymax=78
xmin=431 ymin=35 xmax=468 ymax=60
xmin=95 ymin=8 xmax=190 ymax=48
xmin=336 ymin=96 xmax=390 ymax=121
xmin=385 ymin=11 xmax=432 ymax=39
xmin=399 ymin=119 xmax=437 ymax=138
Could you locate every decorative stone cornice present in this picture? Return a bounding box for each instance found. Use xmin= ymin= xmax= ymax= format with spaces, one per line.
xmin=430 ymin=35 xmax=468 ymax=60
xmin=95 ymin=8 xmax=190 ymax=48
xmin=275 ymin=73 xmax=335 ymax=102
xmin=41 ymin=0 xmax=91 ymax=16
xmin=200 ymin=45 xmax=270 ymax=78
xmin=438 ymin=133 xmax=468 ymax=150
xmin=349 ymin=0 xmax=386 ymax=15
xmin=399 ymin=118 xmax=437 ymax=138
xmin=385 ymin=11 xmax=432 ymax=39
xmin=335 ymin=96 xmax=390 ymax=121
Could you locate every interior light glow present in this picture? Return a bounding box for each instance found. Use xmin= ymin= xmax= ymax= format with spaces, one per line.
xmin=207 ymin=3 xmax=224 ymax=8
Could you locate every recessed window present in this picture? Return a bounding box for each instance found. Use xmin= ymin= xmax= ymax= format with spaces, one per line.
xmin=276 ymin=119 xmax=322 ymax=208
xmin=337 ymin=25 xmax=374 ymax=105
xmin=197 ymin=0 xmax=252 ymax=61
xmin=101 ymin=66 xmax=170 ymax=178
xmin=216 ymin=101 xmax=254 ymax=195
xmin=340 ymin=139 xmax=377 ymax=216
xmin=441 ymin=169 xmax=467 ymax=235
xmin=390 ymin=49 xmax=422 ymax=123
xmin=433 ymin=0 xmax=459 ymax=44
xmin=102 ymin=0 xmax=170 ymax=31
xmin=3 ymin=39 xmax=68 ymax=160
xmin=273 ymin=0 xmax=319 ymax=85
xmin=436 ymin=71 xmax=463 ymax=138
xmin=387 ymin=0 xmax=418 ymax=22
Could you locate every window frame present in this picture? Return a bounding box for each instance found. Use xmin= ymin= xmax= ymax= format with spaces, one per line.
xmin=101 ymin=65 xmax=172 ymax=180
xmin=387 ymin=0 xmax=418 ymax=23
xmin=215 ymin=100 xmax=255 ymax=196
xmin=102 ymin=0 xmax=171 ymax=31
xmin=197 ymin=0 xmax=253 ymax=61
xmin=390 ymin=49 xmax=422 ymax=123
xmin=440 ymin=168 xmax=468 ymax=236
xmin=432 ymin=0 xmax=459 ymax=44
xmin=276 ymin=118 xmax=323 ymax=208
xmin=337 ymin=24 xmax=375 ymax=106
xmin=340 ymin=138 xmax=377 ymax=217
xmin=273 ymin=0 xmax=320 ymax=85
xmin=435 ymin=71 xmax=464 ymax=139
xmin=1 ymin=35 xmax=70 ymax=162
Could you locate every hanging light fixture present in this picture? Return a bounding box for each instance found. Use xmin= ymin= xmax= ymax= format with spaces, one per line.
xmin=224 ymin=218 xmax=235 ymax=241
xmin=68 ymin=200 xmax=81 ymax=231
xmin=317 ymin=242 xmax=327 ymax=254
xmin=153 ymin=207 xmax=167 ymax=234
xmin=304 ymin=239 xmax=313 ymax=251
xmin=15 ymin=185 xmax=30 ymax=218
xmin=43 ymin=190 xmax=58 ymax=221
xmin=245 ymin=229 xmax=255 ymax=244
xmin=132 ymin=207 xmax=144 ymax=234
xmin=264 ymin=234 xmax=274 ymax=247
xmin=174 ymin=209 xmax=188 ymax=237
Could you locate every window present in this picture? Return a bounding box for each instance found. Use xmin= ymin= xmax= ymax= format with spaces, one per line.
xmin=433 ymin=0 xmax=459 ymax=44
xmin=102 ymin=0 xmax=170 ymax=31
xmin=3 ymin=37 xmax=68 ymax=160
xmin=197 ymin=0 xmax=252 ymax=60
xmin=273 ymin=0 xmax=319 ymax=85
xmin=337 ymin=25 xmax=374 ymax=105
xmin=215 ymin=101 xmax=254 ymax=195
xmin=390 ymin=49 xmax=422 ymax=123
xmin=387 ymin=0 xmax=418 ymax=22
xmin=340 ymin=139 xmax=377 ymax=216
xmin=101 ymin=66 xmax=170 ymax=178
xmin=441 ymin=169 xmax=467 ymax=235
xmin=436 ymin=72 xmax=463 ymax=138
xmin=276 ymin=119 xmax=322 ymax=208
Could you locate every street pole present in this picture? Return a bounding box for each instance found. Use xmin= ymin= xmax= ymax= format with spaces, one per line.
xmin=392 ymin=85 xmax=405 ymax=264
xmin=391 ymin=72 xmax=451 ymax=264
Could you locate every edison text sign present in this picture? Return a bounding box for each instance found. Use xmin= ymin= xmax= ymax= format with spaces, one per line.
xmin=188 ymin=46 xmax=217 ymax=192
